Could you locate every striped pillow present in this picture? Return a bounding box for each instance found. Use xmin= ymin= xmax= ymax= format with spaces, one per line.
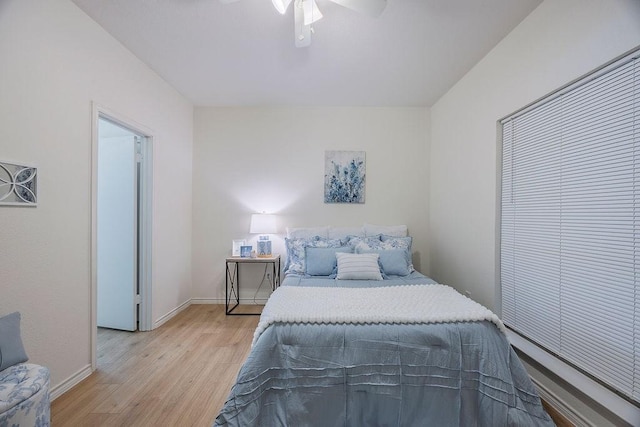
xmin=335 ymin=252 xmax=383 ymax=281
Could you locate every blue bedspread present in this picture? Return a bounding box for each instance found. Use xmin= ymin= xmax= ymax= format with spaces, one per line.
xmin=281 ymin=270 xmax=437 ymax=288
xmin=214 ymin=274 xmax=554 ymax=426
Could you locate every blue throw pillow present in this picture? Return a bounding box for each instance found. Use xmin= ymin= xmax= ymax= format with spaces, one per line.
xmin=305 ymin=246 xmax=353 ymax=276
xmin=356 ymin=236 xmax=414 ymax=274
xmin=284 ymin=237 xmax=344 ymax=275
xmin=0 ymin=312 xmax=28 ymax=371
xmin=356 ymin=248 xmax=412 ymax=276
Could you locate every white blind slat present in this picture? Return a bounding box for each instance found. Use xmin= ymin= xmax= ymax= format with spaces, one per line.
xmin=500 ymin=53 xmax=639 ymax=403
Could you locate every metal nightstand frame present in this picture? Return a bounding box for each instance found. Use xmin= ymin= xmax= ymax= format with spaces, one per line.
xmin=225 ymin=255 xmax=281 ymax=315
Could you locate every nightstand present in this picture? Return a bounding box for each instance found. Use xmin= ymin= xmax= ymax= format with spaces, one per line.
xmin=225 ymin=255 xmax=281 ymax=315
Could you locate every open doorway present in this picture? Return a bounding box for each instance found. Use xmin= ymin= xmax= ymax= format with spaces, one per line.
xmin=91 ymin=105 xmax=153 ymax=369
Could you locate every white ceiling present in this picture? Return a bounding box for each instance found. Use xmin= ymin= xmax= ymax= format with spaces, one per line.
xmin=71 ymin=0 xmax=542 ymax=107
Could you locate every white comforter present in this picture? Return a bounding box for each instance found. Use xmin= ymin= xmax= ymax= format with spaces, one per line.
xmin=253 ymin=284 xmax=505 ymax=346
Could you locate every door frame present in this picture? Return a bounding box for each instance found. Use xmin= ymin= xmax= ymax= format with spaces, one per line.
xmin=90 ymin=103 xmax=154 ymax=369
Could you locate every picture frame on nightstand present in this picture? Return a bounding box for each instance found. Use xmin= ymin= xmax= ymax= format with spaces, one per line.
xmin=232 ymin=239 xmax=245 ymax=257
xmin=240 ymin=245 xmax=252 ymax=258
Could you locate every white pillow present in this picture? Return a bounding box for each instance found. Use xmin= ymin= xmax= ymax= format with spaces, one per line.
xmin=363 ymin=223 xmax=408 ymax=237
xmin=335 ymin=252 xmax=383 ymax=280
xmin=286 ymin=226 xmax=330 ymax=239
xmin=328 ymin=226 xmax=365 ymax=240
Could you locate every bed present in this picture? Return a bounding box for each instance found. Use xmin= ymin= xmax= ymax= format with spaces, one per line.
xmin=214 ymin=225 xmax=554 ymax=426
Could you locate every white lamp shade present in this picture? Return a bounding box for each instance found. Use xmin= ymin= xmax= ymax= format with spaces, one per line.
xmin=272 ymin=0 xmax=293 ymax=14
xmin=249 ymin=214 xmax=277 ymax=234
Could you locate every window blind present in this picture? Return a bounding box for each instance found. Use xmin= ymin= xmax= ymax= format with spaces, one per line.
xmin=500 ymin=52 xmax=639 ymax=403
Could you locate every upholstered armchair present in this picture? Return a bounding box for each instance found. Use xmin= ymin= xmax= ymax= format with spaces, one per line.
xmin=0 ymin=312 xmax=50 ymax=427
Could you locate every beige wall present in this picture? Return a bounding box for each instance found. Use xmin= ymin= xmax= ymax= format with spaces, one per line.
xmin=192 ymin=107 xmax=430 ymax=301
xmin=0 ymin=0 xmax=193 ymax=393
xmin=429 ymin=0 xmax=640 ymax=311
xmin=429 ymin=0 xmax=640 ymax=424
xmin=5 ymin=0 xmax=638 ymax=420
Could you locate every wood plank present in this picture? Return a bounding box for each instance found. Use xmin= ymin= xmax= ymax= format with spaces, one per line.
xmin=51 ymin=305 xmax=256 ymax=426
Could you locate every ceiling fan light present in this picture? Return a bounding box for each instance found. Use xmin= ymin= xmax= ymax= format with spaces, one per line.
xmin=272 ymin=0 xmax=293 ymax=14
xmin=302 ymin=0 xmax=323 ymax=25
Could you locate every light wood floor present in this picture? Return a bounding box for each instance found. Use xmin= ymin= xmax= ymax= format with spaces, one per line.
xmin=51 ymin=304 xmax=259 ymax=426
xmin=52 ymin=304 xmax=572 ymax=426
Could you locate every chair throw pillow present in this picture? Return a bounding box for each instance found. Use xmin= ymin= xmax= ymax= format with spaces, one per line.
xmin=0 ymin=312 xmax=29 ymax=371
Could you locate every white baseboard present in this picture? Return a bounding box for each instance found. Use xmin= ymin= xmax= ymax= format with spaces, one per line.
xmin=190 ymin=298 xmax=224 ymax=304
xmin=50 ymin=364 xmax=93 ymax=401
xmin=52 ymin=299 xmax=210 ymax=401
xmin=530 ymin=376 xmax=594 ymax=427
xmin=190 ymin=298 xmax=268 ymax=304
xmin=507 ymin=329 xmax=639 ymax=426
xmin=153 ymin=299 xmax=191 ymax=329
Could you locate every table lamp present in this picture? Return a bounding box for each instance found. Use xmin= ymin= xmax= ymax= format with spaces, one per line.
xmin=250 ymin=213 xmax=277 ymax=257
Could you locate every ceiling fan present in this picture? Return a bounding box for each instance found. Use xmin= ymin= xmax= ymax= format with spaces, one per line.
xmin=220 ymin=0 xmax=387 ymax=47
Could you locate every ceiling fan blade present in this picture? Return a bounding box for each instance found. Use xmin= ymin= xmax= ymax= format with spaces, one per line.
xmin=328 ymin=0 xmax=387 ymax=17
xmin=272 ymin=0 xmax=293 ymax=14
xmin=302 ymin=0 xmax=323 ymax=25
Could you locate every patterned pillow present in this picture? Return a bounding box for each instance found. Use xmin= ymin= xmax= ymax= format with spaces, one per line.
xmin=356 ymin=235 xmax=414 ymax=273
xmin=379 ymin=235 xmax=413 ymax=249
xmin=284 ymin=237 xmax=344 ymax=275
xmin=344 ymin=234 xmax=382 ymax=248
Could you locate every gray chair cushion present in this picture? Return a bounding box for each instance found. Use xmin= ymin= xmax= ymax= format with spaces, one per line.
xmin=0 ymin=312 xmax=28 ymax=371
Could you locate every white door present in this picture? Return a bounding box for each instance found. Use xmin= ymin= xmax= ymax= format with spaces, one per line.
xmin=97 ymin=120 xmax=138 ymax=331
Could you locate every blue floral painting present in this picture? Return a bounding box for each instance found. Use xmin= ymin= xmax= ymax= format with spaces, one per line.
xmin=324 ymin=151 xmax=365 ymax=204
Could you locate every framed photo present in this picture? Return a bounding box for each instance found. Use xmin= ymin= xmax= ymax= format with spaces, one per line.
xmin=240 ymin=245 xmax=252 ymax=258
xmin=232 ymin=239 xmax=245 ymax=257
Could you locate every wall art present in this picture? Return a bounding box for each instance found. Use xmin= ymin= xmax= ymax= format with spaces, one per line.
xmin=0 ymin=160 xmax=37 ymax=206
xmin=324 ymin=150 xmax=365 ymax=204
